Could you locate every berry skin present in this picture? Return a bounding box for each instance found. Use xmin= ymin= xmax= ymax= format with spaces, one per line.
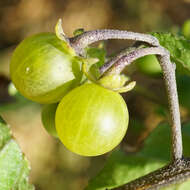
xmin=182 ymin=19 xmax=190 ymax=39
xmin=56 ymin=83 xmax=129 ymax=156
xmin=135 ymin=55 xmax=162 ymax=77
xmin=10 ymin=33 xmax=83 ymax=104
xmin=41 ymin=103 xmax=58 ymax=137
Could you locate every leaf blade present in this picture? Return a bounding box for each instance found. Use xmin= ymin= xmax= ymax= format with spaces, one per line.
xmin=152 ymin=32 xmax=190 ymax=74
xmin=85 ymin=123 xmax=190 ymax=190
xmin=0 ymin=116 xmax=34 ymax=190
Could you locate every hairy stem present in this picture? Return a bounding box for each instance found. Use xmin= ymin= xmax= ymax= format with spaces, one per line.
xmin=100 ymin=47 xmax=165 ymax=75
xmin=69 ymin=29 xmax=159 ymax=55
xmin=119 ymin=158 xmax=190 ymax=190
xmin=102 ymin=47 xmax=182 ymax=160
xmin=99 ymin=47 xmax=138 ymax=74
xmin=158 ymin=54 xmax=182 ymax=160
xmin=70 ymin=30 xmax=183 ymax=159
xmin=70 ymin=30 xmax=184 ymax=189
xmin=109 ymin=48 xmax=185 ymax=190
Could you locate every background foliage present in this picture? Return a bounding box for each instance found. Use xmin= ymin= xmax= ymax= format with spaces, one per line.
xmin=0 ymin=0 xmax=190 ymax=190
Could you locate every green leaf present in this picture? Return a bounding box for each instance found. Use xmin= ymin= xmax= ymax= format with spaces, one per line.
xmin=152 ymin=32 xmax=190 ymax=74
xmin=177 ymin=75 xmax=190 ymax=111
xmin=85 ymin=123 xmax=190 ymax=190
xmin=73 ymin=28 xmax=85 ymax=36
xmin=0 ymin=116 xmax=34 ymax=190
xmin=85 ymin=151 xmax=165 ymax=190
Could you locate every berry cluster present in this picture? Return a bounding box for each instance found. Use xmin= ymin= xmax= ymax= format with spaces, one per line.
xmin=10 ymin=23 xmax=130 ymax=156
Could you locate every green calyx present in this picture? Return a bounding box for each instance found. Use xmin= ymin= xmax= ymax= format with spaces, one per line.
xmin=82 ymin=61 xmax=136 ymax=93
xmin=55 ymin=19 xmax=77 ymax=56
xmin=98 ymin=74 xmax=136 ymax=93
xmin=55 ymin=19 xmax=69 ymax=43
xmin=55 ymin=19 xmax=136 ymax=94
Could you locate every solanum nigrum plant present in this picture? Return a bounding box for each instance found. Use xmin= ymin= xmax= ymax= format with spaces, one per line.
xmin=7 ymin=18 xmax=190 ymax=189
xmin=10 ymin=19 xmax=136 ymax=156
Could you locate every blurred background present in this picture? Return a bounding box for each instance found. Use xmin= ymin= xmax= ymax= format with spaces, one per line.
xmin=0 ymin=0 xmax=190 ymax=190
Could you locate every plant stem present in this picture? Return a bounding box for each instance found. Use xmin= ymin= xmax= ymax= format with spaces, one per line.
xmin=158 ymin=53 xmax=183 ymax=160
xmin=99 ymin=47 xmax=139 ymax=75
xmin=101 ymin=46 xmax=183 ymax=160
xmin=120 ymin=158 xmax=190 ymax=190
xmin=100 ymin=47 xmax=165 ymax=75
xmin=70 ymin=30 xmax=183 ymax=160
xmin=69 ymin=29 xmax=159 ymax=55
xmin=70 ymin=29 xmax=184 ymax=188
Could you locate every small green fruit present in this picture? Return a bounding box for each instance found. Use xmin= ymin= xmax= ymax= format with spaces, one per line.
xmin=56 ymin=83 xmax=129 ymax=156
xmin=41 ymin=103 xmax=58 ymax=137
xmin=182 ymin=19 xmax=190 ymax=39
xmin=10 ymin=33 xmax=83 ymax=104
xmin=135 ymin=55 xmax=162 ymax=77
